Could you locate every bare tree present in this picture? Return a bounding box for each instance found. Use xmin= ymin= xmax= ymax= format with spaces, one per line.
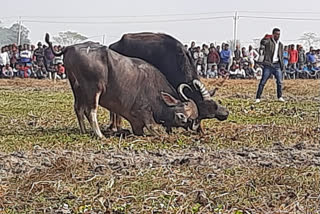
xmin=226 ymin=39 xmax=241 ymax=52
xmin=299 ymin=32 xmax=320 ymax=49
xmin=0 ymin=23 xmax=31 ymax=46
xmin=52 ymin=31 xmax=88 ymax=45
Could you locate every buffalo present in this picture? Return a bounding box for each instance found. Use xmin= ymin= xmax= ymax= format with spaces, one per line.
xmin=45 ymin=33 xmax=199 ymax=137
xmin=109 ymin=32 xmax=229 ymax=133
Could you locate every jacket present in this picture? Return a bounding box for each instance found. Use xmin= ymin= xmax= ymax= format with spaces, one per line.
xmin=260 ymin=37 xmax=284 ymax=70
xmin=207 ymin=50 xmax=220 ymax=64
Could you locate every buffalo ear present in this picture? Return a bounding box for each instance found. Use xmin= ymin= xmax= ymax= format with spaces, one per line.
xmin=161 ymin=92 xmax=179 ymax=107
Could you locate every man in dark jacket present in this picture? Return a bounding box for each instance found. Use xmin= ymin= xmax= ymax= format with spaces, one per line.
xmin=256 ymin=28 xmax=285 ymax=103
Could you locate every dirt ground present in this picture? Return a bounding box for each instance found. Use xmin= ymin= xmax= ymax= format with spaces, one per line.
xmin=0 ymin=78 xmax=319 ymax=213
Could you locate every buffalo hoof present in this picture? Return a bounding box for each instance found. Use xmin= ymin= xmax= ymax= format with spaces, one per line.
xmin=114 ymin=129 xmax=131 ymax=137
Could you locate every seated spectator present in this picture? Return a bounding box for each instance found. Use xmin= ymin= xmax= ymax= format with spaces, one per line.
xmin=218 ymin=63 xmax=229 ymax=78
xmin=1 ymin=64 xmax=13 ymax=78
xmin=56 ymin=63 xmax=66 ymax=79
xmin=207 ymin=64 xmax=218 ymax=78
xmin=47 ymin=64 xmax=57 ymax=80
xmin=229 ymin=61 xmax=238 ymax=79
xmin=33 ymin=64 xmax=47 ymax=79
xmin=252 ymin=64 xmax=263 ymax=80
xmin=20 ymin=64 xmax=32 ymax=78
xmin=12 ymin=64 xmax=20 ymax=77
xmin=243 ymin=62 xmax=253 ymax=78
xmin=235 ymin=64 xmax=246 ymax=79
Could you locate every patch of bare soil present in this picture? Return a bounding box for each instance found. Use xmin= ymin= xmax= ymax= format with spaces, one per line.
xmin=1 ymin=142 xmax=320 ymax=212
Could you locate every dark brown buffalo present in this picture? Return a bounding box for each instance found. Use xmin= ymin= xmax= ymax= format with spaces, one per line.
xmin=45 ymin=33 xmax=198 ymax=137
xmin=109 ymin=32 xmax=229 ymax=133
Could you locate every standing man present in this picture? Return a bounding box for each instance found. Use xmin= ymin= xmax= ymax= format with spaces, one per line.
xmin=255 ymin=28 xmax=285 ymax=103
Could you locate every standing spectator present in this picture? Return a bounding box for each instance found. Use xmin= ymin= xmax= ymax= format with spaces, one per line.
xmin=288 ymin=44 xmax=298 ymax=70
xmin=207 ymin=45 xmax=220 ymax=71
xmin=188 ymin=41 xmax=196 ymax=56
xmin=53 ymin=46 xmax=63 ymax=65
xmin=19 ymin=45 xmax=32 ymax=65
xmin=306 ymin=47 xmax=314 ymax=64
xmin=220 ymin=44 xmax=231 ymax=68
xmin=1 ymin=64 xmax=13 ymax=78
xmin=248 ymin=45 xmax=259 ymax=69
xmin=307 ymin=50 xmax=317 ymax=66
xmin=216 ymin=45 xmax=221 ymax=54
xmin=283 ymin=46 xmax=289 ymax=70
xmin=201 ymin=44 xmax=209 ymax=76
xmin=0 ymin=47 xmax=10 ymax=71
xmin=33 ymin=42 xmax=45 ymax=68
xmin=193 ymin=47 xmax=204 ymax=75
xmin=234 ymin=44 xmax=241 ymax=61
xmin=9 ymin=45 xmax=19 ymax=68
xmin=297 ymin=45 xmax=306 ymax=69
xmin=256 ymin=28 xmax=285 ymax=103
xmin=44 ymin=44 xmax=55 ymax=74
xmin=241 ymin=47 xmax=248 ymax=58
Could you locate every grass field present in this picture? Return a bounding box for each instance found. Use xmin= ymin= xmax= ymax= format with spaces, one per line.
xmin=0 ymin=78 xmax=319 ymax=213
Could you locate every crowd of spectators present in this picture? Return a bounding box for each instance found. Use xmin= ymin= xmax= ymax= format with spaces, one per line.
xmin=0 ymin=43 xmax=66 ymax=80
xmin=185 ymin=41 xmax=320 ymax=79
xmin=1 ymin=39 xmax=320 ymax=81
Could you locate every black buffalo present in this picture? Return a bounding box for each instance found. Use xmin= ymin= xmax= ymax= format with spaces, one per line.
xmin=109 ymin=32 xmax=229 ymax=133
xmin=45 ymin=33 xmax=199 ymax=137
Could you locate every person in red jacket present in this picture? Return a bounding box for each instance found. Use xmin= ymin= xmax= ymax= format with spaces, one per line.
xmin=288 ymin=44 xmax=298 ymax=70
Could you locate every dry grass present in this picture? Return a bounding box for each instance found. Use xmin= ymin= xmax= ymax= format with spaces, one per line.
xmin=0 ymin=78 xmax=319 ymax=213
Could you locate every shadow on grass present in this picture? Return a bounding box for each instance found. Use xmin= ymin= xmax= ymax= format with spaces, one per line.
xmin=0 ymin=126 xmax=133 ymax=139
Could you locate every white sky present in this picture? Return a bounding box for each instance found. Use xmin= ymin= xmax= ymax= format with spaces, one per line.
xmin=1 ymin=0 xmax=320 ymax=47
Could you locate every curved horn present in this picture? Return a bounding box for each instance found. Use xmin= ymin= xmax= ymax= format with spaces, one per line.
xmin=177 ymin=83 xmax=192 ymax=101
xmin=193 ymin=79 xmax=211 ymax=100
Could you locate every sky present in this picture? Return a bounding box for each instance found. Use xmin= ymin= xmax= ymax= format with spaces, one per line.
xmin=1 ymin=0 xmax=320 ymax=47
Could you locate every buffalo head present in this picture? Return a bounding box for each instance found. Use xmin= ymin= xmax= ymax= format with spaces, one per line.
xmin=192 ymin=79 xmax=229 ymax=121
xmin=161 ymin=84 xmax=198 ymax=130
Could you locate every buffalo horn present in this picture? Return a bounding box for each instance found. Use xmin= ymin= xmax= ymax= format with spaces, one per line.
xmin=193 ymin=79 xmax=211 ymax=100
xmin=177 ymin=83 xmax=192 ymax=101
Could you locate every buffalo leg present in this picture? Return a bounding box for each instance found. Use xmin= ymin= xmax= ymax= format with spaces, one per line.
xmin=115 ymin=114 xmax=123 ymax=130
xmin=75 ymin=104 xmax=86 ymax=134
xmin=130 ymin=120 xmax=144 ymax=136
xmin=109 ymin=112 xmax=118 ymax=132
xmin=84 ymin=92 xmax=103 ymax=138
xmin=109 ymin=112 xmax=123 ymax=132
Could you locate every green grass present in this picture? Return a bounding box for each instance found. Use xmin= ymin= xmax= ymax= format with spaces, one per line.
xmin=0 ymin=79 xmax=319 ymax=213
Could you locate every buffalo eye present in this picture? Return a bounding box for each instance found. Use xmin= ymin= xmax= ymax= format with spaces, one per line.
xmin=176 ymin=113 xmax=187 ymax=123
